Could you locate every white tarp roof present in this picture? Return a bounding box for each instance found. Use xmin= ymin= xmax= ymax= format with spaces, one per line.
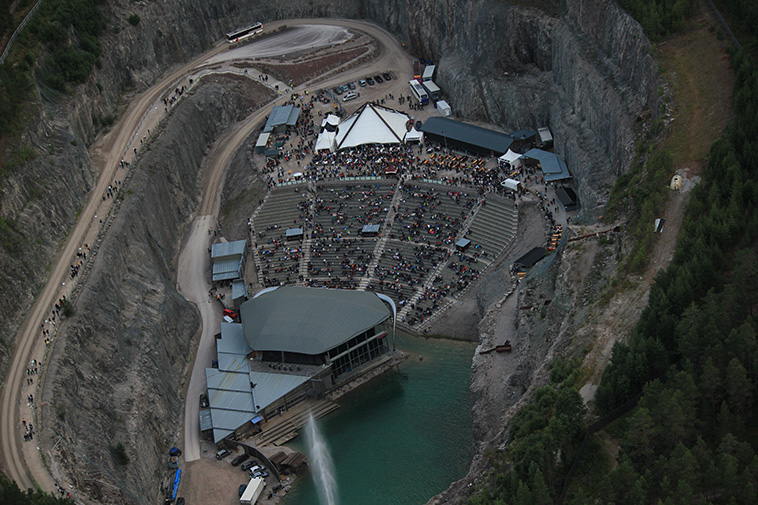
xmin=404 ymin=127 xmax=423 ymax=143
xmin=334 ymin=103 xmax=409 ymax=150
xmin=499 ymin=149 xmax=523 ymax=167
xmin=315 ymin=130 xmax=336 ymax=152
xmin=501 ymin=178 xmax=520 ymax=191
xmin=255 ymin=132 xmax=270 ymax=148
xmin=538 ymin=126 xmax=553 ymax=143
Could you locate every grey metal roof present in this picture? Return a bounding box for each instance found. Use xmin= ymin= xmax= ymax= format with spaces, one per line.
xmin=218 ymin=323 xmax=252 ymax=355
xmin=421 ymin=117 xmax=513 ymax=154
xmin=199 ymin=409 xmax=213 ymax=431
xmin=285 ymin=228 xmax=304 ymax=238
xmin=510 ymin=129 xmax=537 ymax=141
xmin=211 ymin=240 xmax=246 ymax=259
xmin=361 ymin=224 xmax=380 ymax=234
xmin=523 ymin=148 xmax=571 ymax=182
xmin=263 ymin=105 xmax=301 ymax=132
xmin=212 ymin=259 xmax=242 ymax=282
xmin=218 ymin=352 xmax=249 ymax=372
xmin=240 ymin=287 xmax=391 ymax=355
xmin=232 ymin=280 xmax=248 ymax=301
xmin=249 ymin=371 xmax=310 ymax=412
xmin=455 ymin=238 xmax=471 ymax=248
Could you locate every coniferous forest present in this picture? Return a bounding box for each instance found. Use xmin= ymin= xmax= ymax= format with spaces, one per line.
xmin=469 ymin=2 xmax=758 ymax=504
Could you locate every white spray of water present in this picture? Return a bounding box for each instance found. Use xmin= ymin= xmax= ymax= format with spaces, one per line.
xmin=306 ymin=412 xmax=338 ymax=505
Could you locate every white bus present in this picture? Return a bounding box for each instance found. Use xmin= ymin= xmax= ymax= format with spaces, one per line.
xmin=409 ymin=80 xmax=429 ymax=105
xmin=226 ymin=22 xmax=263 ymax=44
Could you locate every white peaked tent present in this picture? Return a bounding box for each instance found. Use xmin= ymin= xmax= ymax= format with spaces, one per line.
xmin=334 ymin=103 xmax=410 ymax=150
xmin=314 ymin=114 xmax=340 ymax=152
xmin=499 ymin=149 xmax=523 ymax=169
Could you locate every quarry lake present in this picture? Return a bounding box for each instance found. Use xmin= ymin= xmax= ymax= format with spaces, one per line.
xmin=284 ymin=332 xmax=476 ymax=505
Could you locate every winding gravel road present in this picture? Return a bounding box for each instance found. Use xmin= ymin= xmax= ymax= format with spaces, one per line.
xmin=0 ymin=17 xmax=411 ymax=497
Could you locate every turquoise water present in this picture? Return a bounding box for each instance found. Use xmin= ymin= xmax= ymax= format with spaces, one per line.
xmin=284 ymin=332 xmax=475 ymax=505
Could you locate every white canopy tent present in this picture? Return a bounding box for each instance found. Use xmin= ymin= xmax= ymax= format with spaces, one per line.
xmin=334 ymin=103 xmax=410 ymax=150
xmin=498 ymin=149 xmax=523 ymax=169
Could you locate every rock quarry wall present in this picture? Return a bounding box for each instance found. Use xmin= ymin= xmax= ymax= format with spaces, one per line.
xmin=39 ymin=76 xmax=272 ymax=504
xmin=0 ymin=0 xmax=657 ymax=502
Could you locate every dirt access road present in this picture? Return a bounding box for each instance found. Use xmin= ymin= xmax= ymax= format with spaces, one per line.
xmin=0 ymin=40 xmax=231 ymax=493
xmin=179 ymin=18 xmax=412 ymax=466
xmin=0 ymin=17 xmax=411 ymax=496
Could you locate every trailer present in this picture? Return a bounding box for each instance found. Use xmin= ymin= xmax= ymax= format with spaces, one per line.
xmin=240 ymin=477 xmax=265 ymax=505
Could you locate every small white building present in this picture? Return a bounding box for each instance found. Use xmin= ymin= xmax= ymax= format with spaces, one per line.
xmin=436 ymin=100 xmax=451 ymax=117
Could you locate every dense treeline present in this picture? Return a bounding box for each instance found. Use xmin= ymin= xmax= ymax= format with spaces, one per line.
xmin=468 ymin=8 xmax=758 ymax=505
xmin=582 ymin=47 xmax=758 ymax=504
xmin=618 ymin=0 xmax=696 ymax=40
xmin=467 ymin=359 xmax=588 ymax=505
xmin=0 ymin=474 xmax=72 ymax=504
xmin=0 ymin=0 xmax=12 ymax=41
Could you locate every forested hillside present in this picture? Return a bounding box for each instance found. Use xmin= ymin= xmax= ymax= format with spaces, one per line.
xmin=468 ymin=2 xmax=758 ymax=504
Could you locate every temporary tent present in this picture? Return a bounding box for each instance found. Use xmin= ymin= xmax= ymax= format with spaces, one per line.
xmin=500 ymin=178 xmax=520 ymax=191
xmin=499 ymin=149 xmax=523 ymax=169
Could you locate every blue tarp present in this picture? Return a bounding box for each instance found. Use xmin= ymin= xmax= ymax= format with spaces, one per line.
xmin=171 ymin=468 xmax=181 ymax=500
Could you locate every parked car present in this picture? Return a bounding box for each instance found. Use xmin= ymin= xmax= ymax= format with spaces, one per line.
xmin=342 ymin=92 xmax=358 ymax=102
xmin=199 ymin=393 xmax=208 ymax=408
xmin=382 ymin=72 xmax=392 ymax=81
xmin=348 ymin=81 xmax=356 ymax=90
xmin=339 ymin=84 xmax=350 ymax=92
xmin=231 ymin=453 xmax=249 ymax=466
xmin=366 ymin=77 xmax=375 ymax=85
xmin=239 ymin=484 xmax=247 ymax=497
xmin=248 ymin=465 xmax=262 ymax=476
xmin=241 ymin=460 xmax=257 ymax=471
xmin=333 ymin=86 xmax=343 ymax=95
xmin=358 ymin=79 xmax=368 ymax=87
xmin=215 ymin=448 xmax=232 ymax=460
xmin=374 ymin=75 xmax=383 ymax=83
xmin=223 ymin=308 xmax=238 ymax=319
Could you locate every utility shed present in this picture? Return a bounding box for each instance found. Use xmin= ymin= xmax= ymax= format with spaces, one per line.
xmin=556 ymin=187 xmax=578 ymax=210
xmin=263 ymin=105 xmax=301 ymax=133
xmin=523 ymin=148 xmax=571 ymax=182
xmin=538 ymin=126 xmax=553 ymax=147
xmin=437 ymin=100 xmax=452 ymax=117
xmin=361 ymin=224 xmax=381 ymax=236
xmin=255 ymin=132 xmax=270 ymax=154
xmin=211 ymin=239 xmax=247 ymax=283
xmin=514 ymin=247 xmax=546 ymax=269
xmin=285 ymin=227 xmax=304 ymax=241
xmin=455 ymin=238 xmax=471 ymax=251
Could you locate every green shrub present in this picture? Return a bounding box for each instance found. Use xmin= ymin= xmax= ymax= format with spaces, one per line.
xmin=128 ymin=14 xmax=140 ymax=26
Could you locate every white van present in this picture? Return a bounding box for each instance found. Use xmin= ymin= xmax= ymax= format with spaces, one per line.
xmin=342 ymin=91 xmax=358 ymax=102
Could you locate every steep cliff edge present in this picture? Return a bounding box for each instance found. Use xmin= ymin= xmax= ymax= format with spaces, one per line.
xmin=0 ymin=0 xmax=657 ymax=502
xmin=38 ymin=75 xmax=272 ymax=504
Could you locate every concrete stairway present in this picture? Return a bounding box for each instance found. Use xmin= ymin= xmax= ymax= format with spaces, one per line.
xmin=252 ymin=399 xmax=340 ymax=447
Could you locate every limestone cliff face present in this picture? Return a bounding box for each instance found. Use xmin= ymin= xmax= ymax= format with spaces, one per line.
xmin=40 ymin=77 xmax=272 ymax=504
xmin=0 ymin=0 xmax=657 ymax=502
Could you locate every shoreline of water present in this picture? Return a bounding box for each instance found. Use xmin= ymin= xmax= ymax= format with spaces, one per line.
xmin=283 ymin=332 xmax=475 ymax=505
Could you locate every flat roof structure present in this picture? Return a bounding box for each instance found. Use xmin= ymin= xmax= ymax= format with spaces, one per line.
xmin=231 ymin=279 xmax=248 ymax=301
xmin=205 ymin=322 xmax=315 ymax=442
xmin=556 ymin=187 xmax=578 ymax=209
xmin=240 ymin=286 xmax=391 ymax=355
xmin=263 ymin=105 xmax=301 ymax=133
xmin=538 ymin=126 xmax=553 ymax=145
xmin=514 ymin=247 xmax=546 ymax=269
xmin=422 ymin=65 xmax=436 ymax=81
xmin=211 ymin=239 xmax=246 ymax=283
xmin=421 ymin=117 xmax=514 ymax=156
xmin=361 ymin=224 xmax=381 ymax=235
xmin=285 ymin=227 xmax=304 ymax=239
xmin=523 ymin=148 xmax=571 ymax=182
xmin=211 ymin=240 xmax=246 ymax=259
